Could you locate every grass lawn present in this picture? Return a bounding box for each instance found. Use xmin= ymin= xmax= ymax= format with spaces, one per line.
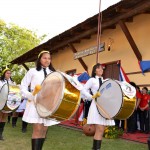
xmin=0 ymin=118 xmax=147 ymax=150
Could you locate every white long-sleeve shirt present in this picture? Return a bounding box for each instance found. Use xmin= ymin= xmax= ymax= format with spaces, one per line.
xmin=21 ymin=67 xmax=52 ymax=100
xmin=81 ymin=76 xmax=104 ymax=100
xmin=0 ymin=79 xmax=15 ymax=89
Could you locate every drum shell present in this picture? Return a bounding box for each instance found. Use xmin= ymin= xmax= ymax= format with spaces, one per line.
xmin=114 ymin=96 xmax=136 ymax=120
xmin=50 ymin=77 xmax=81 ymax=121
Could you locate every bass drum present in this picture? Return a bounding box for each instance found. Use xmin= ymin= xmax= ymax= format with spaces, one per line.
xmin=96 ymin=79 xmax=136 ymax=120
xmin=0 ymin=84 xmax=22 ymax=113
xmin=36 ymin=71 xmax=81 ymax=121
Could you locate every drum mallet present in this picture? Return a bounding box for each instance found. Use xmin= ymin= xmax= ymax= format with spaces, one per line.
xmin=28 ymin=85 xmax=41 ymax=102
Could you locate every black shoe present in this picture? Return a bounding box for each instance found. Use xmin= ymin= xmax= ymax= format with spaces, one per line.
xmin=147 ymin=137 xmax=150 ymax=150
xmin=139 ymin=130 xmax=145 ymax=133
xmin=12 ymin=124 xmax=16 ymax=128
xmin=22 ymin=121 xmax=28 ymax=132
xmin=12 ymin=117 xmax=18 ymax=128
xmin=145 ymin=131 xmax=149 ymax=134
xmin=128 ymin=130 xmax=135 ymax=134
xmin=32 ymin=138 xmax=45 ymax=150
xmin=0 ymin=135 xmax=4 ymax=141
xmin=0 ymin=122 xmax=5 ymax=141
xmin=7 ymin=116 xmax=11 ymax=124
xmin=92 ymin=139 xmax=101 ymax=150
xmin=41 ymin=138 xmax=45 ymax=149
xmin=22 ymin=128 xmax=27 ymax=133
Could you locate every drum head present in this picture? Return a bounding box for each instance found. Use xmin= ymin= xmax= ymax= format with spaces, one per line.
xmin=7 ymin=85 xmax=22 ymax=111
xmin=0 ymin=84 xmax=9 ymax=110
xmin=117 ymin=81 xmax=136 ymax=98
xmin=36 ymin=72 xmax=64 ymax=117
xmin=97 ymin=79 xmax=123 ymax=119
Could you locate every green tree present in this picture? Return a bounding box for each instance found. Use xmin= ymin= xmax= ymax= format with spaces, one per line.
xmin=0 ymin=19 xmax=46 ymax=83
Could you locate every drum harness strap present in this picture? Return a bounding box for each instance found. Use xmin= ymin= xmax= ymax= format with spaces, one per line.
xmin=90 ymin=77 xmax=104 ymax=117
xmin=90 ymin=77 xmax=102 ymax=96
xmin=96 ymin=78 xmax=102 ymax=115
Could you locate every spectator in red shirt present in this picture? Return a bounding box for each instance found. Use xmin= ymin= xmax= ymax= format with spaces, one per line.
xmin=139 ymin=87 xmax=150 ymax=134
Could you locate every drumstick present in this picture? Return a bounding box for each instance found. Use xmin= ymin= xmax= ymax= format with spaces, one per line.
xmin=94 ymin=100 xmax=111 ymax=120
xmin=32 ymin=85 xmax=41 ymax=96
xmin=28 ymin=85 xmax=41 ymax=102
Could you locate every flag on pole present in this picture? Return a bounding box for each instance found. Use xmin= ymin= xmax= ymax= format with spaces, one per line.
xmin=78 ymin=72 xmax=90 ymax=83
xmin=138 ymin=60 xmax=150 ymax=74
xmin=119 ymin=66 xmax=130 ymax=82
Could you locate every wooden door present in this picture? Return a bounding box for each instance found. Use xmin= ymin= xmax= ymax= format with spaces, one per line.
xmin=103 ymin=61 xmax=120 ymax=80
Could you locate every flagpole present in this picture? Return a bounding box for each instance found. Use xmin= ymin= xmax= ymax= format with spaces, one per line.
xmin=96 ymin=0 xmax=102 ymax=63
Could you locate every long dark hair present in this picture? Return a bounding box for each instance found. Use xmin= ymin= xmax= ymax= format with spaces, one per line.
xmin=36 ymin=52 xmax=55 ymax=71
xmin=129 ymin=82 xmax=137 ymax=88
xmin=1 ymin=70 xmax=14 ymax=82
xmin=136 ymin=86 xmax=141 ymax=93
xmin=91 ymin=63 xmax=101 ymax=78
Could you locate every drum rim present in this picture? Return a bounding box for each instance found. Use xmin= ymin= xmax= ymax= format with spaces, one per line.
xmin=96 ymin=79 xmax=124 ymax=119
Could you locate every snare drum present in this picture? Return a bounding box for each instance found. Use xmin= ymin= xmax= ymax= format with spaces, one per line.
xmin=36 ymin=71 xmax=81 ymax=121
xmin=96 ymin=79 xmax=136 ymax=120
xmin=0 ymin=84 xmax=22 ymax=113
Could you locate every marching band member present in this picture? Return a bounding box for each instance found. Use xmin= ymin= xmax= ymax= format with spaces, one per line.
xmin=81 ymin=63 xmax=115 ymax=150
xmin=21 ymin=50 xmax=59 ymax=150
xmin=16 ymin=97 xmax=28 ymax=132
xmin=0 ymin=68 xmax=15 ymax=140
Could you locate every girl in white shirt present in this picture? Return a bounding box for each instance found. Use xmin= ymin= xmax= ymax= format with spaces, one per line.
xmin=0 ymin=68 xmax=14 ymax=140
xmin=21 ymin=51 xmax=59 ymax=150
xmin=82 ymin=63 xmax=115 ymax=150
